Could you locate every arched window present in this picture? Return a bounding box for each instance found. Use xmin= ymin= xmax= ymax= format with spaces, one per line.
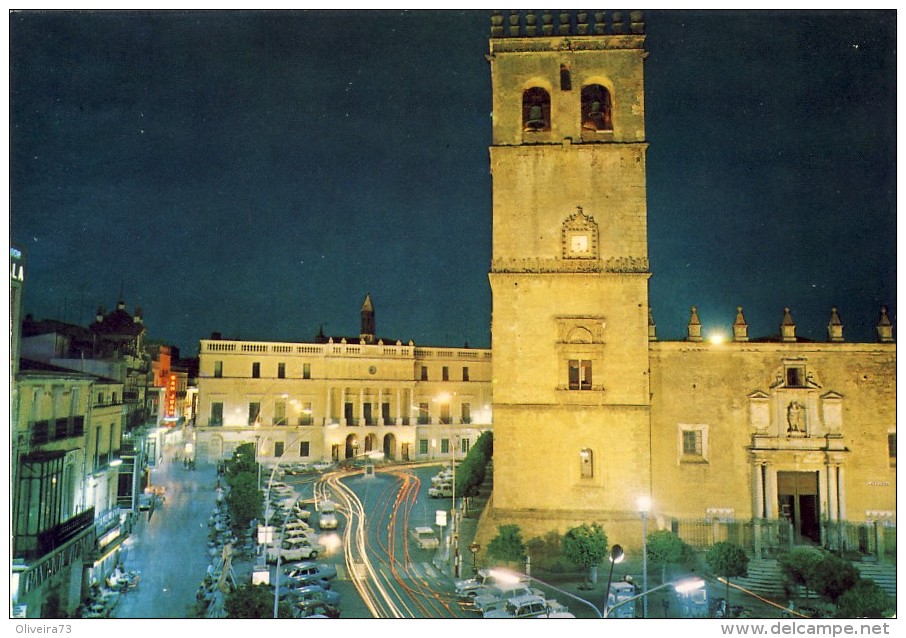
xmin=580 ymin=448 xmax=594 ymax=478
xmin=523 ymin=87 xmax=551 ymax=132
xmin=581 ymin=84 xmax=613 ymax=132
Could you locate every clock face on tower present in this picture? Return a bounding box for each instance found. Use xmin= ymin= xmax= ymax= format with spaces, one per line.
xmin=570 ymin=233 xmax=589 ymax=254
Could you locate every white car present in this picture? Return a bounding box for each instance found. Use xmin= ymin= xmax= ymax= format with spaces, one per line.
xmin=410 ymin=526 xmax=440 ymax=550
xmin=266 ymin=537 xmax=326 ymax=563
xmin=483 ymin=594 xmax=572 ymax=619
xmin=455 ymin=568 xmax=528 ymax=598
xmin=428 ymin=482 xmax=453 ymax=498
xmin=317 ymin=500 xmax=338 ymax=530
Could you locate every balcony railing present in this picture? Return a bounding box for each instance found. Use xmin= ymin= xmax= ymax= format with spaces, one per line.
xmin=30 ymin=416 xmax=86 ymax=446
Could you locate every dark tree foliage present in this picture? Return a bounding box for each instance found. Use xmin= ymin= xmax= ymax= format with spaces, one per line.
xmin=706 ymin=542 xmax=749 ymax=603
xmin=224 ymin=442 xmax=259 ymax=485
xmin=834 ymin=578 xmax=892 ymax=619
xmin=225 ymin=584 xmax=293 ymax=619
xmin=455 ymin=430 xmax=493 ymax=497
xmin=647 ymin=529 xmax=692 ymax=583
xmin=227 ymin=469 xmax=263 ymax=533
xmin=561 ymin=522 xmax=609 ymax=583
xmin=808 ymin=553 xmax=860 ymax=605
xmin=486 ymin=523 xmax=527 ymax=564
xmin=777 ymin=547 xmax=823 ymax=599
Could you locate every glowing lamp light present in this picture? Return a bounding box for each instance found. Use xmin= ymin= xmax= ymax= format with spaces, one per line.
xmin=708 ymin=333 xmax=725 ymax=344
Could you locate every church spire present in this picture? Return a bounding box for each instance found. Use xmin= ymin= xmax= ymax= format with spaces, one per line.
xmin=360 ymin=294 xmax=375 ymax=344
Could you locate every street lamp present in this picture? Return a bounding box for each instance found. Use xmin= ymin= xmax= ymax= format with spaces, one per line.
xmin=603 ymin=544 xmax=624 ymax=618
xmin=468 ymin=542 xmax=481 ymax=576
xmin=607 ymin=577 xmax=706 ymax=619
xmin=638 ymin=495 xmax=651 ymax=619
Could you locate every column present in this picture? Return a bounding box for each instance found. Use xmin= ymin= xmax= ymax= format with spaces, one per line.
xmin=325 ymin=385 xmax=331 ymax=426
xmin=396 ymin=387 xmax=402 ymax=425
xmin=836 ymin=465 xmax=846 ymax=521
xmin=827 ymin=464 xmax=838 ymax=522
xmin=764 ymin=465 xmax=777 ymax=519
xmin=753 ymin=462 xmax=765 ymax=519
xmin=358 ymin=388 xmax=365 ymax=427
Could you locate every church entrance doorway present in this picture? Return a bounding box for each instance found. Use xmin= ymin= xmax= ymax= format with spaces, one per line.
xmin=777 ymin=471 xmax=820 ymax=544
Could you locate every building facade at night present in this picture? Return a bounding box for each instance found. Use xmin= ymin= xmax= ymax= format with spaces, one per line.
xmin=194 ymin=295 xmax=492 ymax=468
xmin=480 ymin=11 xmax=895 ymax=558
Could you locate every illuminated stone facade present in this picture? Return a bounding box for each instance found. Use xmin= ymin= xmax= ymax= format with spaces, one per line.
xmin=194 ymin=297 xmax=492 ymax=467
xmin=480 ymin=11 xmax=895 ymax=556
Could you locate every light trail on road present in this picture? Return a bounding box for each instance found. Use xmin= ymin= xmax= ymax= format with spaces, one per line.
xmin=316 ymin=464 xmax=475 ymax=618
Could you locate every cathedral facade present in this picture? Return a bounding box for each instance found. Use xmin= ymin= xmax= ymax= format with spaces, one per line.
xmin=480 ymin=11 xmax=895 ymax=557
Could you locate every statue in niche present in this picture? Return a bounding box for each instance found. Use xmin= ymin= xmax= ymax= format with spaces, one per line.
xmin=787 ymin=401 xmax=805 ymax=434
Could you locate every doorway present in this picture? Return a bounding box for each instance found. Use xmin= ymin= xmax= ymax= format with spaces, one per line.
xmin=777 ymin=471 xmax=820 ymax=544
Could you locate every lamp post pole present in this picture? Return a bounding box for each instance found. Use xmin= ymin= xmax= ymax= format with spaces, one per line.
xmin=603 ymin=544 xmax=624 ymax=618
xmin=639 ymin=497 xmax=651 ymax=619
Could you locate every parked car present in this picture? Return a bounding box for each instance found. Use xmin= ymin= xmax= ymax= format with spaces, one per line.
xmin=472 ymin=584 xmax=545 ymax=613
xmin=455 ymin=568 xmax=529 ymax=598
xmin=293 ymin=584 xmax=342 ymax=606
xmin=283 ymin=561 xmax=338 ymax=586
xmin=266 ymin=537 xmax=325 ymax=563
xmin=410 ymin=526 xmax=440 ymax=550
xmin=318 ymin=500 xmax=338 ymax=530
xmin=484 ymin=594 xmax=572 ymax=619
xmin=428 ymin=482 xmax=453 ymax=498
xmin=295 ymin=600 xmax=341 ymax=619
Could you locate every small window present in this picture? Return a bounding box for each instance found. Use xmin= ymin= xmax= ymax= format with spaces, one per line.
xmin=440 ymin=403 xmax=451 ymax=425
xmin=274 ymin=401 xmax=287 ymax=426
xmin=418 ymin=402 xmax=430 ymax=425
xmin=214 ymin=361 xmax=223 ymax=378
xmin=522 ymin=87 xmax=551 ymax=132
xmin=462 ymin=366 xmax=470 ymax=381
xmin=786 ymin=367 xmax=804 ymax=387
xmin=461 ymin=402 xmax=471 ymax=424
xmin=420 ymin=366 xmax=428 ymax=381
xmin=249 ymin=402 xmax=260 ymax=425
xmin=382 ymin=402 xmax=391 ymax=424
xmin=441 ymin=438 xmax=450 ymax=454
xmin=568 ymin=359 xmax=593 ymax=390
xmin=418 ymin=439 xmax=429 ymax=455
xmin=299 ymin=441 xmax=310 ymax=457
xmin=278 ymin=362 xmax=286 ymax=379
xmin=442 ymin=366 xmax=449 ymax=381
xmin=580 ymin=448 xmax=593 ymax=479
xmin=303 ymin=363 xmax=311 ymax=379
xmin=210 ymin=402 xmax=223 ymax=426
xmin=274 ymin=441 xmax=284 ymax=458
xmin=97 ymin=393 xmax=104 ymax=405
xmin=679 ymin=424 xmax=708 ymax=462
xmin=889 ymin=433 xmax=896 ymax=467
xmin=461 ymin=438 xmax=470 ymax=454
xmin=300 ymin=402 xmax=313 ymax=426
xmin=682 ymin=430 xmax=702 ymax=456
xmin=252 ymin=362 xmax=261 ymax=378
xmin=560 ymin=64 xmax=572 ymax=91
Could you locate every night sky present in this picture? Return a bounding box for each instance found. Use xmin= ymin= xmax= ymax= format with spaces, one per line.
xmin=9 ymin=9 xmax=897 ymax=356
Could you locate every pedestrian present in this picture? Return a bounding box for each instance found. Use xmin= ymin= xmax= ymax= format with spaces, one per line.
xmin=662 ymin=598 xmax=669 ymax=618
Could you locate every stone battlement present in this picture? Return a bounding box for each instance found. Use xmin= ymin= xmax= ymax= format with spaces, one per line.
xmin=491 ymin=10 xmax=644 ymax=38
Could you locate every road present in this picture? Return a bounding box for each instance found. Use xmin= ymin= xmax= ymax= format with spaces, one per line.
xmin=111 ymin=449 xmax=220 ymax=618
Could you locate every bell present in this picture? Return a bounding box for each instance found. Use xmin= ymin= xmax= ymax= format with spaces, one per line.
xmin=525 ymin=104 xmax=546 ymax=131
xmin=582 ymin=100 xmax=607 ymax=131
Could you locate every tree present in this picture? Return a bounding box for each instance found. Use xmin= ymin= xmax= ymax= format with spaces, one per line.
xmin=456 ymin=430 xmax=493 ymax=497
xmin=225 ymin=584 xmax=293 ymax=619
xmin=808 ymin=553 xmax=859 ymax=606
xmin=227 ymin=471 xmax=263 ymax=534
xmin=225 ymin=442 xmax=259 ymax=484
xmin=706 ymin=542 xmax=749 ymax=603
xmin=777 ymin=547 xmax=823 ymax=600
xmin=561 ymin=523 xmax=609 ymax=584
xmin=834 ymin=579 xmax=892 ymax=619
xmin=486 ymin=524 xmax=527 ymax=565
xmin=646 ymin=529 xmax=691 ymax=584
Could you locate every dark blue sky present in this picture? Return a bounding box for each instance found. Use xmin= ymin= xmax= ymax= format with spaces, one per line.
xmin=9 ymin=10 xmax=896 ymax=356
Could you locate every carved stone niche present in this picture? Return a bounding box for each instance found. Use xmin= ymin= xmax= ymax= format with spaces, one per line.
xmin=821 ymin=391 xmax=844 ymax=436
xmin=556 ymin=316 xmax=606 ymax=344
xmin=748 ymin=390 xmax=770 ymax=435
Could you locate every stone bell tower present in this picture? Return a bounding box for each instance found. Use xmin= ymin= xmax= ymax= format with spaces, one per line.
xmin=486 ymin=10 xmax=652 ymax=539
